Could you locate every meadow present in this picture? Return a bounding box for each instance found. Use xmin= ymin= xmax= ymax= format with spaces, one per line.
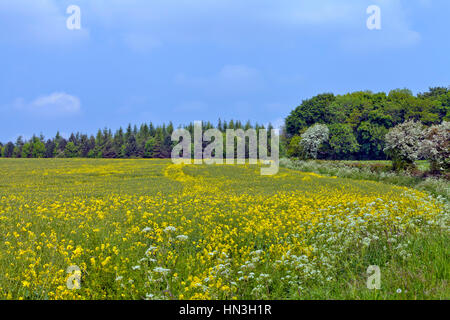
xmin=280 ymin=159 xmax=449 ymax=200
xmin=0 ymin=159 xmax=448 ymax=300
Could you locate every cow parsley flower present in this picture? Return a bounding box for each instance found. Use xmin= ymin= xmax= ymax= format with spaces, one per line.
xmin=153 ymin=267 xmax=171 ymax=274
xmin=164 ymin=226 xmax=177 ymax=233
xmin=176 ymin=235 xmax=189 ymax=241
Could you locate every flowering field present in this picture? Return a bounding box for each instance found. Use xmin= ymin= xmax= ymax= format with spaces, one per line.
xmin=0 ymin=159 xmax=448 ymax=300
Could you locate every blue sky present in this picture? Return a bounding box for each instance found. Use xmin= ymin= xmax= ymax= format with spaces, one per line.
xmin=0 ymin=0 xmax=449 ymax=142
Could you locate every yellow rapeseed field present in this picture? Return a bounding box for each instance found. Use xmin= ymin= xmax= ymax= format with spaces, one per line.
xmin=0 ymin=159 xmax=447 ymax=300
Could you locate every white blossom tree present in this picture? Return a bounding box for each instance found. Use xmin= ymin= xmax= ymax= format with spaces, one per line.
xmin=384 ymin=120 xmax=424 ymax=171
xmin=300 ymin=124 xmax=329 ymax=159
xmin=420 ymin=121 xmax=450 ymax=173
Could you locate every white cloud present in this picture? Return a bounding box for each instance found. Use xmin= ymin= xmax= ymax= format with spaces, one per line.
xmin=14 ymin=92 xmax=81 ymax=117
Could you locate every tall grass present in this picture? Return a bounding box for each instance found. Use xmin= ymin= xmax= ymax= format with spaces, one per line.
xmin=280 ymin=158 xmax=450 ymax=201
xmin=279 ymin=158 xmax=449 ymax=300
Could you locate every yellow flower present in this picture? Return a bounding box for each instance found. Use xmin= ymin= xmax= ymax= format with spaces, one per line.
xmin=101 ymin=257 xmax=111 ymax=267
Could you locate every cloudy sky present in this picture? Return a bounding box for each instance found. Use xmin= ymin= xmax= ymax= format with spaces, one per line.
xmin=0 ymin=0 xmax=449 ymax=141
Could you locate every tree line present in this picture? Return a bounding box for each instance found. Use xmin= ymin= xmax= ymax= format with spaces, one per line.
xmin=1 ymin=86 xmax=448 ymax=160
xmin=284 ymin=87 xmax=449 ymax=160
xmin=0 ymin=120 xmax=272 ymax=159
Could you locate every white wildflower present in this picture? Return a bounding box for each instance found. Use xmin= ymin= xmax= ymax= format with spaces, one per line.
xmin=176 ymin=235 xmax=189 ymax=241
xmin=164 ymin=226 xmax=177 ymax=233
xmin=153 ymin=267 xmax=171 ymax=274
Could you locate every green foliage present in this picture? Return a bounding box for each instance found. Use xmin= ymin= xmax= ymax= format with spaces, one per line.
xmin=285 ymin=93 xmax=335 ymax=136
xmin=327 ymin=124 xmax=360 ymax=159
xmin=124 ymin=135 xmax=138 ymax=158
xmin=101 ymin=139 xmax=117 ymax=159
xmin=32 ymin=140 xmax=46 ymax=158
xmin=21 ymin=143 xmax=33 ymax=158
xmin=144 ymin=137 xmax=156 ymax=158
xmin=2 ymin=86 xmax=448 ymax=162
xmin=286 ymin=135 xmax=303 ymax=158
xmin=44 ymin=140 xmax=56 ymax=158
xmin=357 ymin=120 xmax=388 ymax=160
xmin=0 ymin=120 xmax=264 ymax=160
xmin=2 ymin=142 xmax=14 ymax=158
xmin=64 ymin=142 xmax=79 ymax=158
xmin=285 ymin=87 xmax=449 ymax=160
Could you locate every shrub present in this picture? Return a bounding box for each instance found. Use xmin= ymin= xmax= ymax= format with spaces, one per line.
xmin=384 ymin=120 xmax=424 ymax=171
xmin=286 ymin=135 xmax=303 ymax=158
xmin=280 ymin=158 xmax=449 ymax=201
xmin=300 ymin=124 xmax=329 ymax=159
xmin=420 ymin=121 xmax=450 ymax=173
